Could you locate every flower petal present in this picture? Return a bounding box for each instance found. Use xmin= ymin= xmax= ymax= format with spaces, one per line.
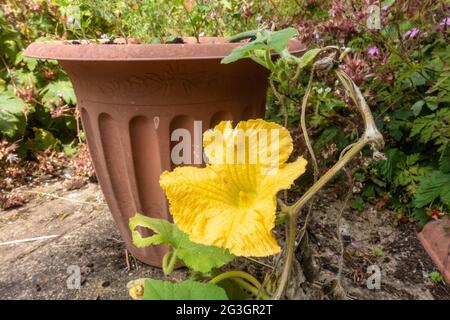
xmin=203 ymin=119 xmax=293 ymax=167
xmin=258 ymin=157 xmax=308 ymax=199
xmin=160 ymin=164 xmax=282 ymax=256
xmin=160 ymin=166 xmax=236 ymax=229
xmin=161 ymin=119 xmax=308 ymax=257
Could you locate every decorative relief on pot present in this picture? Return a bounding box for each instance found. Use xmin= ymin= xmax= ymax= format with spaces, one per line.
xmin=98 ymin=71 xmax=209 ymax=98
xmin=65 ymin=62 xmax=261 ymax=105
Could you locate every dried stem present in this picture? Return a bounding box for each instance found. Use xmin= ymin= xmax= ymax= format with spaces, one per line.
xmin=273 ymin=55 xmax=384 ymax=299
xmin=336 ymin=168 xmax=353 ymax=286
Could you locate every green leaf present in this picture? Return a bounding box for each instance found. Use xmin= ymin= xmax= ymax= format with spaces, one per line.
xmin=374 ymin=247 xmax=383 ymax=257
xmin=24 ymin=57 xmax=38 ymax=71
xmin=425 ymin=96 xmax=439 ymax=111
xmin=429 ymin=271 xmax=444 ymax=284
xmin=439 ymin=148 xmax=450 ymax=173
xmin=315 ymin=126 xmax=339 ymax=149
xmin=143 ymin=279 xmax=228 ymax=300
xmin=297 ymin=48 xmax=321 ymax=69
xmin=414 ymin=170 xmax=450 ymax=208
xmin=40 ymin=79 xmax=76 ymax=109
xmin=129 ymin=214 xmax=234 ymax=273
xmin=63 ymin=143 xmax=78 ymax=156
xmin=267 ymin=27 xmax=299 ymax=53
xmin=221 ymin=41 xmax=267 ymax=64
xmin=441 ymin=186 xmax=450 ymax=207
xmin=0 ymin=90 xmax=27 ymax=138
xmin=11 ymin=69 xmax=37 ymax=87
xmin=215 ymin=279 xmax=252 ymax=300
xmin=412 ymin=208 xmax=430 ymax=230
xmin=406 ymin=71 xmax=427 ymax=87
xmin=378 ymin=148 xmax=404 ymax=180
xmin=32 ymin=128 xmax=59 ymax=150
xmin=411 ymin=100 xmax=424 ymax=116
xmin=351 ymin=196 xmax=364 ymax=211
xmin=405 ymin=153 xmax=420 ymax=166
xmin=381 ymin=0 xmax=396 ymax=8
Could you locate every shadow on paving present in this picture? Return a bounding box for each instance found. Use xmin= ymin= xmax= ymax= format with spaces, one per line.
xmin=0 ymin=180 xmax=185 ymax=299
xmin=0 ymin=180 xmax=448 ymax=299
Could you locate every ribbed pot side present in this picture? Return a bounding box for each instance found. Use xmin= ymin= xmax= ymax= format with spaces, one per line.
xmin=60 ymin=58 xmax=269 ymax=266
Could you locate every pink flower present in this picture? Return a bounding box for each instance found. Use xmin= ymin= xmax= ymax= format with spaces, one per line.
xmin=256 ymin=15 xmax=263 ymax=22
xmin=405 ymin=27 xmax=419 ymax=39
xmin=382 ymin=5 xmax=388 ymax=11
xmin=439 ymin=17 xmax=450 ymax=26
xmin=368 ymin=46 xmax=379 ymax=56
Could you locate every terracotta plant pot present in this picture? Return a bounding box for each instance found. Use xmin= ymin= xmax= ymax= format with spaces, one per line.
xmin=24 ymin=38 xmax=304 ymax=266
xmin=418 ymin=218 xmax=450 ymax=284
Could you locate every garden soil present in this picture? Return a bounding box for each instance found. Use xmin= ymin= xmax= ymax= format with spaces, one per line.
xmin=0 ymin=179 xmax=448 ymax=299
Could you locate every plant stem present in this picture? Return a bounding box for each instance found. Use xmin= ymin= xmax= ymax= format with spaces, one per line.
xmin=209 ymin=270 xmax=270 ymax=299
xmin=274 ymin=137 xmax=367 ymax=299
xmin=209 ymin=270 xmax=261 ymax=288
xmin=273 ymin=59 xmax=384 ymax=299
xmin=162 ymin=249 xmax=177 ymax=275
xmin=231 ymin=278 xmax=271 ymax=300
xmin=227 ymin=30 xmax=258 ymax=43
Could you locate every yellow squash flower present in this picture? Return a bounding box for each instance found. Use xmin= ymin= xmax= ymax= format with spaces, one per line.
xmin=160 ymin=119 xmax=307 ymax=257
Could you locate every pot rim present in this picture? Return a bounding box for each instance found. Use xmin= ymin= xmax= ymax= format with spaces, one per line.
xmin=23 ymin=36 xmax=305 ymax=61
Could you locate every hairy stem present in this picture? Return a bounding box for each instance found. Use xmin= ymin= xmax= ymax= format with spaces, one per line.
xmin=162 ymin=249 xmax=177 ymax=275
xmin=231 ymin=278 xmax=271 ymax=300
xmin=209 ymin=270 xmax=261 ymax=288
xmin=209 ymin=270 xmax=270 ymax=299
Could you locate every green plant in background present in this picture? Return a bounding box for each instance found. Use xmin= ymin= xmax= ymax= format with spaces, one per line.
xmin=0 ymin=0 xmax=288 ymax=194
xmin=1 ymin=2 xmax=78 ymax=158
xmin=429 ymin=271 xmax=444 ymax=284
xmin=374 ymin=247 xmax=383 ymax=257
xmin=65 ymin=0 xmax=301 ymax=42
xmin=1 ymin=1 xmax=449 ymax=221
xmin=0 ymin=0 xmax=296 ymax=162
xmin=259 ymin=1 xmax=450 ymax=226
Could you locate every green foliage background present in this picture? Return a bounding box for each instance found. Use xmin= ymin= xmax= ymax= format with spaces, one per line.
xmin=0 ymin=0 xmax=449 ymax=224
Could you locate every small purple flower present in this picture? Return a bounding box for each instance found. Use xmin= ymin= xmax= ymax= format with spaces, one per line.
xmin=382 ymin=5 xmax=388 ymax=11
xmin=439 ymin=17 xmax=450 ymax=26
xmin=368 ymin=46 xmax=379 ymax=56
xmin=405 ymin=27 xmax=419 ymax=39
xmin=256 ymin=15 xmax=263 ymax=22
xmin=6 ymin=153 xmax=19 ymax=163
xmin=351 ymin=242 xmax=360 ymax=249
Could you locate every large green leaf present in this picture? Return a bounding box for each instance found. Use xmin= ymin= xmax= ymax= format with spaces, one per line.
xmin=0 ymin=90 xmax=26 ymax=138
xmin=144 ymin=279 xmax=228 ymax=300
xmin=267 ymin=27 xmax=299 ymax=53
xmin=129 ymin=214 xmax=234 ymax=273
xmin=414 ymin=170 xmax=450 ymax=208
xmin=221 ymin=40 xmax=268 ymax=64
